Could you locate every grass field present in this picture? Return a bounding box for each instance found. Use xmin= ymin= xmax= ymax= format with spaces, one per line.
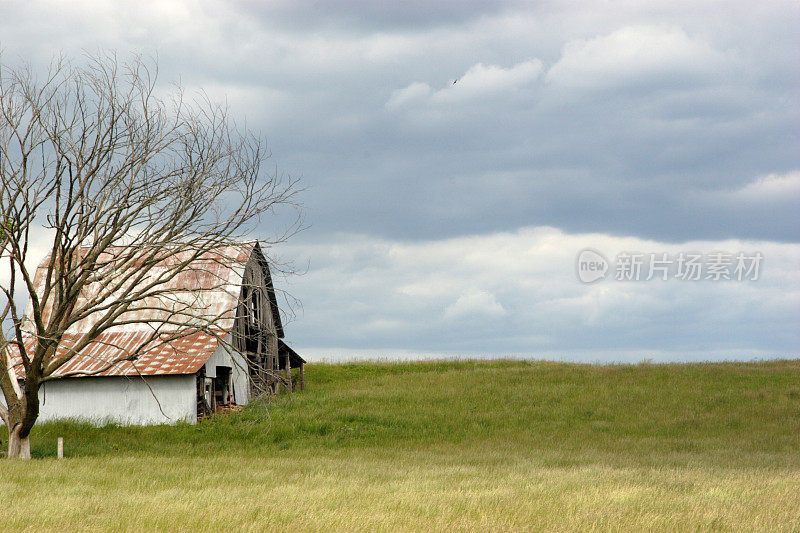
xmin=2 ymin=359 xmax=800 ymax=531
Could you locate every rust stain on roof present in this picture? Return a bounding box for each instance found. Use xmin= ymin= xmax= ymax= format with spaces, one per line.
xmin=29 ymin=243 xmax=254 ymax=335
xmin=13 ymin=242 xmax=260 ymax=378
xmin=10 ymin=330 xmax=222 ymax=377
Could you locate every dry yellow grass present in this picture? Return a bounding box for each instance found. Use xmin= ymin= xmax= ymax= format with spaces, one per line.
xmin=2 ymin=359 xmax=800 ymax=531
xmin=3 ymin=449 xmax=800 ymax=531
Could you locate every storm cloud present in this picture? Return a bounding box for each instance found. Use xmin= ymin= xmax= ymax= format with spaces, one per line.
xmin=2 ymin=1 xmax=797 ymax=360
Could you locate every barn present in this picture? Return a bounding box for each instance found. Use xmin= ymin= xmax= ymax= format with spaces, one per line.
xmin=7 ymin=242 xmax=303 ymax=426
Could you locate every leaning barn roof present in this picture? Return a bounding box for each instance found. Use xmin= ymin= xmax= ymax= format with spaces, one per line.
xmin=9 ymin=242 xmax=280 ymax=378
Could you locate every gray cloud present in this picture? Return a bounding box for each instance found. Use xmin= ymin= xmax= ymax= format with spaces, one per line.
xmin=1 ymin=1 xmax=798 ymax=360
xmin=231 ymin=0 xmax=516 ymax=31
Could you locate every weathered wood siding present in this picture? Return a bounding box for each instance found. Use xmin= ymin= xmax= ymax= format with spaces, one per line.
xmin=234 ymin=249 xmax=280 ymax=392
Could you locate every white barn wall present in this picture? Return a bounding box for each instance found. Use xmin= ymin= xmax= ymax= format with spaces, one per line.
xmin=1 ymin=342 xmax=255 ymax=428
xmin=204 ymin=335 xmax=251 ymax=406
xmin=35 ymin=375 xmax=197 ymax=426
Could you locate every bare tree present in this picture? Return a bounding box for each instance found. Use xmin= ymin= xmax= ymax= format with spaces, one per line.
xmin=0 ymin=53 xmax=301 ymax=458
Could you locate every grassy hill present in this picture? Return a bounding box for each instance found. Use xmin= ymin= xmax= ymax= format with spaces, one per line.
xmin=2 ymin=359 xmax=800 ymax=530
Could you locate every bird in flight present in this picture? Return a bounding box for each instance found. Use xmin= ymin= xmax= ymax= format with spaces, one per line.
xmin=453 ymin=79 xmax=458 ymax=84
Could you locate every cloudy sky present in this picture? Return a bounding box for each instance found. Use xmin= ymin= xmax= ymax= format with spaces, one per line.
xmin=1 ymin=1 xmax=798 ymax=362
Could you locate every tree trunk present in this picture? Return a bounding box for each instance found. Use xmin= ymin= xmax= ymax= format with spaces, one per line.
xmin=7 ymin=424 xmax=31 ymax=459
xmin=5 ymin=382 xmax=38 ymax=460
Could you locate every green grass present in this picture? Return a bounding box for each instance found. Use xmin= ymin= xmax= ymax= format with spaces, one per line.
xmin=3 ymin=359 xmax=800 ymax=531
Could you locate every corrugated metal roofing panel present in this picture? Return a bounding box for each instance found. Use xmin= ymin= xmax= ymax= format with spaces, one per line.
xmin=10 ymin=330 xmax=222 ymax=377
xmin=11 ymin=242 xmax=261 ymax=378
xmin=27 ymin=244 xmax=253 ymax=334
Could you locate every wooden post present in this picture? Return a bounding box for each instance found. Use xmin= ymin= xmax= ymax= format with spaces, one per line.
xmin=57 ymin=437 xmax=64 ymax=459
xmin=285 ymin=354 xmax=292 ymax=393
xmin=272 ymin=349 xmax=279 ymax=394
xmin=299 ymin=363 xmax=305 ymax=391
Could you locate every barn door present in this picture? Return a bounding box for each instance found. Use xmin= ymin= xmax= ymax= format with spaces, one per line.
xmin=214 ymin=366 xmax=232 ymax=407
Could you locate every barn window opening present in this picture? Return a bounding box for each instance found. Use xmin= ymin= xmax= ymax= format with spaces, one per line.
xmin=248 ymin=287 xmax=261 ymax=326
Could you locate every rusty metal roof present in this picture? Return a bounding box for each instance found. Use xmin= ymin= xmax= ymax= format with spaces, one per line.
xmin=28 ymin=243 xmax=254 ymax=335
xmin=11 ymin=330 xmax=223 ymax=377
xmin=13 ymin=242 xmax=263 ymax=377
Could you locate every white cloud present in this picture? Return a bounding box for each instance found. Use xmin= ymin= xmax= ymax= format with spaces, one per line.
xmin=386 ymin=59 xmax=542 ymax=110
xmin=386 ymin=82 xmax=432 ymax=110
xmin=430 ymin=60 xmax=543 ymax=103
xmin=0 ymin=229 xmax=54 ymax=334
xmin=444 ymin=289 xmax=507 ymax=320
xmin=0 ymin=229 xmax=53 ymax=287
xmin=545 ymin=25 xmax=733 ymax=91
xmin=728 ymin=171 xmax=800 ymax=203
xmin=282 ymin=227 xmax=800 ymax=359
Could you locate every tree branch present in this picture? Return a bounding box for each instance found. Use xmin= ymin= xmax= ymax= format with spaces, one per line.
xmin=0 ymin=52 xmax=304 ymax=441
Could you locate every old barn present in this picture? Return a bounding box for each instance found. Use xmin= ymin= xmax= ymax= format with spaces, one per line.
xmin=7 ymin=242 xmax=303 ymax=426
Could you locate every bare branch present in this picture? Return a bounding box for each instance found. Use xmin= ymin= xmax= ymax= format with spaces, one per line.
xmin=0 ymin=52 xmax=303 ymax=452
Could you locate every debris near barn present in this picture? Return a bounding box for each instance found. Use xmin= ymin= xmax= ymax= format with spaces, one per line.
xmin=7 ymin=242 xmax=303 ymax=426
